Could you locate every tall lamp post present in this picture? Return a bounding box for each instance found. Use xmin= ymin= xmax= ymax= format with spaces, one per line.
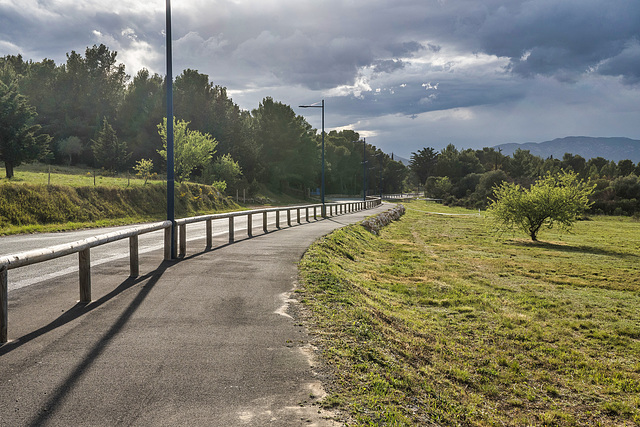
xmin=298 ymin=100 xmax=325 ymax=217
xmin=166 ymin=0 xmax=176 ymax=258
xmin=362 ymin=138 xmax=367 ymax=202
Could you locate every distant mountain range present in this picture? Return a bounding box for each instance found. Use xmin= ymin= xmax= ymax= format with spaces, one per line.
xmin=493 ymin=136 xmax=640 ymax=164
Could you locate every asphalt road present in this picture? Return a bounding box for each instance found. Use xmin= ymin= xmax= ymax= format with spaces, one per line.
xmin=0 ymin=212 xmax=283 ymax=292
xmin=0 ymin=203 xmax=389 ymax=426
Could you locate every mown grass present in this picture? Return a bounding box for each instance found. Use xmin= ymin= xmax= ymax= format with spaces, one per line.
xmin=298 ymin=200 xmax=640 ymax=426
xmin=0 ymin=163 xmax=152 ymax=188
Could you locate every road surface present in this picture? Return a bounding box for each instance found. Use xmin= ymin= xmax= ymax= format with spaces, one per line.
xmin=1 ymin=212 xmax=281 ymax=292
xmin=0 ymin=203 xmax=389 ymax=426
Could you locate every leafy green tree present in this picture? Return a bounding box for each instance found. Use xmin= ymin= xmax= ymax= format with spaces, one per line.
xmin=488 ymin=171 xmax=595 ymax=241
xmin=561 ymin=153 xmax=586 ymax=176
xmin=133 ymin=159 xmax=155 ymax=184
xmin=409 ymin=147 xmax=438 ymax=186
xmin=475 ymin=147 xmax=510 ymax=172
xmin=425 ymin=176 xmax=453 ymax=199
xmin=617 ymin=159 xmax=635 ymax=177
xmin=174 ymin=69 xmax=214 ymax=132
xmin=92 ymin=117 xmax=131 ymax=172
xmin=586 ymin=157 xmax=608 ymax=176
xmin=508 ymin=149 xmax=543 ymax=179
xmin=0 ymin=68 xmax=51 ymax=178
xmin=252 ymin=97 xmax=318 ymax=191
xmin=58 ymin=136 xmax=83 ymax=166
xmin=117 ymin=69 xmax=165 ymax=165
xmin=56 ymin=44 xmax=128 ymax=162
xmin=203 ymin=153 xmax=242 ymax=190
xmin=382 ymin=159 xmax=408 ymax=193
xmin=157 ymin=117 xmax=217 ymax=182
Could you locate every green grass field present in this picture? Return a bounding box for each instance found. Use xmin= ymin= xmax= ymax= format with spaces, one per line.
xmin=0 ymin=163 xmax=154 ymax=188
xmin=298 ymin=200 xmax=640 ymax=426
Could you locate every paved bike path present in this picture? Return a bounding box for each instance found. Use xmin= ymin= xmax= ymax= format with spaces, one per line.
xmin=0 ymin=204 xmax=389 ymax=427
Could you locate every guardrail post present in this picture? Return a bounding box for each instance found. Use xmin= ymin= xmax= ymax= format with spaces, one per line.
xmin=79 ymin=248 xmax=91 ymax=303
xmin=247 ymin=213 xmax=253 ymax=237
xmin=313 ymin=206 xmax=317 ymax=220
xmin=164 ymin=227 xmax=171 ymax=260
xmin=276 ymin=211 xmax=280 ymax=228
xmin=129 ymin=235 xmax=139 ymax=277
xmin=179 ymin=224 xmax=186 ymax=258
xmin=287 ymin=209 xmax=292 ymax=227
xmin=306 ymin=207 xmax=309 ymax=222
xmin=263 ymin=211 xmax=268 ymax=233
xmin=1 ymin=264 xmax=7 ymax=344
xmin=297 ymin=208 xmax=301 ymax=224
xmin=229 ymin=216 xmax=235 ymax=243
xmin=172 ymin=225 xmax=178 ymax=259
xmin=206 ymin=219 xmax=213 ymax=248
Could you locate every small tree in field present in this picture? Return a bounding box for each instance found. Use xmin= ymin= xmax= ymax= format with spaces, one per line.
xmin=133 ymin=158 xmax=154 ymax=184
xmin=488 ymin=171 xmax=595 ymax=241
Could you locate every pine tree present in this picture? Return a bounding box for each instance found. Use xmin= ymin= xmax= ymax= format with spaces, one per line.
xmin=92 ymin=117 xmax=131 ymax=172
xmin=0 ymin=66 xmax=51 ymax=178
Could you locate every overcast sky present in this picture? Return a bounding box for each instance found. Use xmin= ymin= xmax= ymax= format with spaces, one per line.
xmin=2 ymin=0 xmax=640 ymax=158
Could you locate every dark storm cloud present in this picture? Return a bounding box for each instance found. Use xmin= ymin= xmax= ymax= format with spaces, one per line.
xmin=472 ymin=0 xmax=640 ymax=83
xmin=373 ymin=59 xmax=406 ymax=74
xmin=597 ymin=41 xmax=640 ymax=85
xmin=385 ymin=41 xmax=426 ymax=57
xmin=2 ymin=0 xmax=640 ymax=156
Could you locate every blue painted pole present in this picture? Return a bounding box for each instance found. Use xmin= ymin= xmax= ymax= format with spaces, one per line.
xmin=321 ymin=100 xmax=325 ymax=216
xmin=166 ymin=0 xmax=176 ymax=259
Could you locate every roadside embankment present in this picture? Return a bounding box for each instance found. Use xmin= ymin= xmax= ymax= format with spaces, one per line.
xmin=0 ymin=182 xmax=236 ymax=229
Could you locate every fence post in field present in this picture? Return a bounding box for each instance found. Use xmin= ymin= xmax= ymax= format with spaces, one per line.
xmin=164 ymin=227 xmax=171 ymax=260
xmin=179 ymin=224 xmax=186 ymax=258
xmin=129 ymin=235 xmax=139 ymax=277
xmin=206 ymin=219 xmax=212 ymax=248
xmin=263 ymin=212 xmax=268 ymax=233
xmin=79 ymin=248 xmax=91 ymax=303
xmin=229 ymin=217 xmax=235 ymax=243
xmin=1 ymin=264 xmax=7 ymax=343
xmin=247 ymin=213 xmax=253 ymax=237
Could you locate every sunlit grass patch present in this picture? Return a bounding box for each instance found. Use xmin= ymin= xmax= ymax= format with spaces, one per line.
xmin=298 ymin=200 xmax=640 ymax=426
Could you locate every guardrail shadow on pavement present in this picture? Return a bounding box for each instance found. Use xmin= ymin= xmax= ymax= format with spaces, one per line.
xmin=1 ymin=198 xmax=384 ymax=344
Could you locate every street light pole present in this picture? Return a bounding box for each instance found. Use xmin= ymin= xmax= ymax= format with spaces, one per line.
xmin=166 ymin=0 xmax=176 ymax=258
xmin=299 ymin=100 xmax=325 ymax=217
xmin=362 ymin=138 xmax=367 ymax=202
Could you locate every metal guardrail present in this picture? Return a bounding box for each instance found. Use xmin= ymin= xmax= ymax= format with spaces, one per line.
xmin=0 ymin=198 xmax=382 ymax=343
xmin=382 ymin=193 xmax=421 ymax=199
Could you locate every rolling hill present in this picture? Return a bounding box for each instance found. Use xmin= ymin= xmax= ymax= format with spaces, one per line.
xmin=493 ymin=136 xmax=640 ymax=163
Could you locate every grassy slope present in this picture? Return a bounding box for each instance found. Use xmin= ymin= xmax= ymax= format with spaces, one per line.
xmin=0 ymin=165 xmax=241 ymax=235
xmin=298 ymin=200 xmax=640 ymax=426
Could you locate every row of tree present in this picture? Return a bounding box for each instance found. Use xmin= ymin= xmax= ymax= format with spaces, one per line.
xmin=2 ymin=43 xmax=638 ymax=213
xmin=409 ymin=144 xmax=640 ymax=215
xmin=0 ymin=45 xmax=408 ymax=196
